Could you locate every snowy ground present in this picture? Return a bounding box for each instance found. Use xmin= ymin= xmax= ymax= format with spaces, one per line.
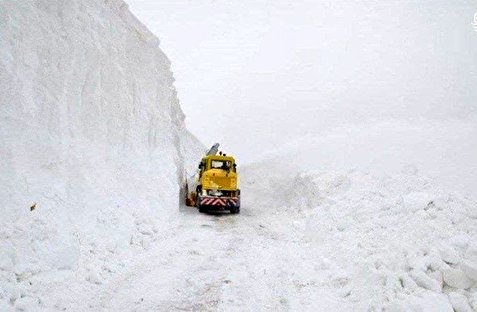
xmin=37 ymin=165 xmax=475 ymax=312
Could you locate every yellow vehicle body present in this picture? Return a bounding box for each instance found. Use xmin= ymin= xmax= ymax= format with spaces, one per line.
xmin=200 ymin=155 xmax=238 ymax=192
xmin=185 ymin=147 xmax=241 ymax=214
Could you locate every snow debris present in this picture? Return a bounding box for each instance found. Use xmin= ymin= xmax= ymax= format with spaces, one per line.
xmin=409 ymin=271 xmax=442 ymax=292
xmin=470 ymin=292 xmax=477 ymax=311
xmin=241 ymin=160 xmax=477 ymax=310
xmin=462 ymin=261 xmax=477 ymax=282
xmin=448 ymin=292 xmax=473 ymax=312
xmin=442 ymin=268 xmax=475 ymax=290
xmin=406 ymin=292 xmax=453 ymax=312
xmin=0 ymin=301 xmax=13 ymax=312
xmin=439 ymin=245 xmax=462 ymax=265
xmin=465 ymin=244 xmax=477 ymax=263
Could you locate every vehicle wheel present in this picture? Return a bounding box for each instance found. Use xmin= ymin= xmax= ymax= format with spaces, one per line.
xmin=230 ymin=207 xmax=240 ymax=214
xmin=195 ymin=186 xmax=202 ymax=208
xmin=198 ymin=205 xmax=206 ymax=213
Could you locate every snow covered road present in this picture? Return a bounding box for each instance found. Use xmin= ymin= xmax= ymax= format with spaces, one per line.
xmin=82 ymin=167 xmax=477 ymax=311
xmin=91 ymin=204 xmax=347 ymax=311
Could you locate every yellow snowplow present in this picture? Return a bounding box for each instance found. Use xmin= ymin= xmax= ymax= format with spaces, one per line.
xmin=185 ymin=144 xmax=241 ymax=214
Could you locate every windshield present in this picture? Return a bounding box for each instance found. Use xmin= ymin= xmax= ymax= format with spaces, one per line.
xmin=211 ymin=160 xmax=232 ymax=170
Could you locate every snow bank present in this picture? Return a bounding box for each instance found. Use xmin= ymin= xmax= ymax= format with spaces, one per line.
xmin=242 ymin=159 xmax=477 ymax=310
xmin=252 ymin=119 xmax=477 ymax=200
xmin=0 ymin=0 xmax=202 ymax=310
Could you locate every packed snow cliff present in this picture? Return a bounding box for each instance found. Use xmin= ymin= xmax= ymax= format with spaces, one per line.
xmin=0 ymin=0 xmax=203 ymax=310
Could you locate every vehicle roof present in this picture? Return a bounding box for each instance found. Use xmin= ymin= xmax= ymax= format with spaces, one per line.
xmin=203 ymin=155 xmax=235 ymax=161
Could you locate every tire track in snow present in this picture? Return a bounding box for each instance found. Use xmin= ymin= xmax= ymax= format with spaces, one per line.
xmin=90 ymin=210 xmax=246 ymax=311
xmin=86 ymin=171 xmax=350 ymax=311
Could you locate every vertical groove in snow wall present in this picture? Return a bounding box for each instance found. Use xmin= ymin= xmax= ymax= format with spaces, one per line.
xmin=0 ymin=1 xmax=204 ymax=306
xmin=0 ymin=0 xmax=203 ymax=222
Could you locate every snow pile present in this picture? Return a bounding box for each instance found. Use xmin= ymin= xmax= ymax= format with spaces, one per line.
xmin=0 ymin=0 xmax=202 ymax=310
xmin=242 ymin=160 xmax=477 ymax=311
xmin=252 ymin=119 xmax=477 ymax=199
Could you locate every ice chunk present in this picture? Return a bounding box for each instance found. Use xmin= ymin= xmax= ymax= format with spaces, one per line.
xmin=464 ymin=244 xmax=477 ymax=263
xmin=448 ymin=292 xmax=473 ymax=312
xmin=470 ymin=292 xmax=477 ymax=311
xmin=461 ymin=261 xmax=477 ymax=282
xmin=409 ymin=270 xmax=442 ymax=292
xmin=442 ymin=267 xmax=475 ymax=289
xmin=406 ymin=292 xmax=453 ymax=312
xmin=439 ymin=245 xmax=462 ymax=265
xmin=449 ymin=235 xmax=471 ymax=250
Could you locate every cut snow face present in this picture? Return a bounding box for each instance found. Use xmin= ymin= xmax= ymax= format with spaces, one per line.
xmin=0 ymin=0 xmax=203 ymax=310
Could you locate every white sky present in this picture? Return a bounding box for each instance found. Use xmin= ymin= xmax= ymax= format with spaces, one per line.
xmin=126 ymin=1 xmax=477 ymax=162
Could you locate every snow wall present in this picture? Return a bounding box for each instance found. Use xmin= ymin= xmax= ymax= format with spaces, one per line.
xmin=0 ymin=0 xmax=203 ymax=309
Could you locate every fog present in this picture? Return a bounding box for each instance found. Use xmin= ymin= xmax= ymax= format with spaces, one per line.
xmin=127 ymin=1 xmax=477 ymax=195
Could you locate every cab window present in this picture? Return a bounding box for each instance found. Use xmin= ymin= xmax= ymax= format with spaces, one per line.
xmin=211 ymin=160 xmax=231 ymax=170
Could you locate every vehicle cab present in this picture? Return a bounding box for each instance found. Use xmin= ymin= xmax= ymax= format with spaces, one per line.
xmin=198 ymin=155 xmax=238 ymax=196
